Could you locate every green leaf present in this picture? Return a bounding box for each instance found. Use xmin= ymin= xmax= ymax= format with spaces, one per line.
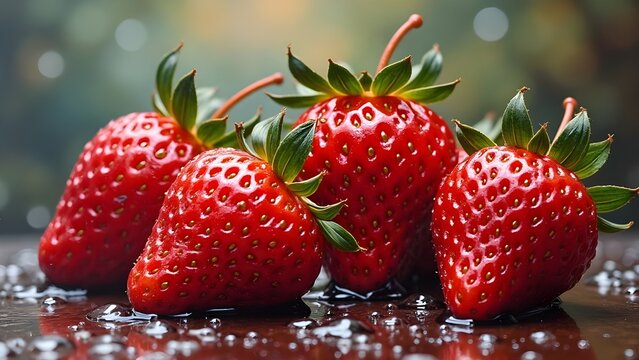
xmin=548 ymin=110 xmax=590 ymax=169
xmin=288 ymin=48 xmax=334 ymax=94
xmin=195 ymin=87 xmax=223 ymax=124
xmin=302 ymin=197 xmax=345 ymax=221
xmin=502 ymin=88 xmax=534 ymax=148
xmin=171 ymin=70 xmax=198 ymax=131
xmin=267 ymin=93 xmax=329 ymax=108
xmin=196 ymin=117 xmax=227 ymax=147
xmin=287 ymin=172 xmax=324 ymax=197
xmin=233 ymin=122 xmax=255 ymax=156
xmin=250 ymin=111 xmax=284 ymax=161
xmin=527 ymin=124 xmax=550 ymax=155
xmin=454 ymin=120 xmax=497 ymax=156
xmin=572 ymin=137 xmax=612 ymax=179
xmin=155 ymin=44 xmax=182 ymax=114
xmin=597 ymin=216 xmax=634 ymax=233
xmin=152 ymin=92 xmax=169 ymax=116
xmin=327 ymin=60 xmax=363 ymax=95
xmin=403 ymin=45 xmax=442 ymax=90
xmin=316 ymin=219 xmax=362 ymax=252
xmin=587 ymin=185 xmax=638 ymax=214
xmin=358 ymin=71 xmax=373 ymax=91
xmin=371 ymin=56 xmax=412 ymax=96
xmin=272 ymin=119 xmax=316 ymax=182
xmin=400 ymin=79 xmax=460 ymax=104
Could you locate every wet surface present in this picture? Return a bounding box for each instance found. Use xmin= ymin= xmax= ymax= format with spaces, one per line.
xmin=0 ymin=235 xmax=638 ymax=359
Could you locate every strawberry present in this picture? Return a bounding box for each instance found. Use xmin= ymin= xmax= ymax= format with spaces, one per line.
xmin=432 ymin=88 xmax=638 ymax=320
xmin=269 ymin=14 xmax=459 ymax=296
xmin=38 ymin=45 xmax=283 ymax=289
xmin=127 ymin=111 xmax=360 ymax=315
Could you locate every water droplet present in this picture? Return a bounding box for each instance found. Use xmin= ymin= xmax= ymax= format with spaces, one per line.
xmin=521 ymin=351 xmax=543 ymax=360
xmin=401 ymin=354 xmax=439 ymax=360
xmin=86 ymin=303 xmax=154 ymax=323
xmin=4 ymin=338 xmax=26 ymax=356
xmin=209 ymin=317 xmax=222 ymax=328
xmin=137 ymin=352 xmax=173 ymax=360
xmin=136 ymin=320 xmax=176 ymax=337
xmin=74 ymin=330 xmax=92 ymax=342
xmin=188 ymin=328 xmax=218 ymax=343
xmin=0 ymin=342 xmax=10 ymax=358
xmin=385 ymin=303 xmax=397 ymax=311
xmin=408 ymin=325 xmax=428 ymax=337
xmin=224 ymin=334 xmax=238 ymax=346
xmin=479 ymin=333 xmax=498 ymax=344
xmin=624 ymin=348 xmax=637 ymax=359
xmin=88 ymin=335 xmax=127 ymax=358
xmin=577 ymin=339 xmax=591 ymax=350
xmin=399 ymin=294 xmax=445 ymax=310
xmin=13 ymin=285 xmax=86 ymax=300
xmin=381 ymin=316 xmax=403 ymax=328
xmin=625 ymin=286 xmax=639 ymax=295
xmin=243 ymin=331 xmax=260 ymax=349
xmin=287 ymin=319 xmax=318 ymax=330
xmin=312 ymin=318 xmax=374 ymax=339
xmin=530 ymin=330 xmax=555 ymax=345
xmin=604 ymin=260 xmax=617 ymax=271
xmin=165 ymin=340 xmax=199 ymax=357
xmin=26 ymin=336 xmax=75 ymax=359
xmin=368 ymin=311 xmax=381 ymax=324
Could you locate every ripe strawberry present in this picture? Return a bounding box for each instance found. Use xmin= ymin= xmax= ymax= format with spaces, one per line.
xmin=38 ymin=45 xmax=283 ymax=289
xmin=127 ymin=112 xmax=360 ymax=315
xmin=269 ymin=14 xmax=459 ymax=296
xmin=432 ymin=88 xmax=638 ymax=320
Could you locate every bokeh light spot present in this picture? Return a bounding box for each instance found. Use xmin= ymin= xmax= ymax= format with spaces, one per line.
xmin=115 ymin=19 xmax=147 ymax=51
xmin=473 ymin=7 xmax=509 ymax=42
xmin=37 ymin=51 xmax=65 ymax=79
xmin=26 ymin=205 xmax=50 ymax=229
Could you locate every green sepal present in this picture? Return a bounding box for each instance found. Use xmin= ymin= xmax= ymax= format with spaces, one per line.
xmin=358 ymin=72 xmax=373 ymax=91
xmin=250 ymin=111 xmax=284 ymax=162
xmin=587 ymin=185 xmax=639 ymax=214
xmin=267 ymin=93 xmax=329 ymax=108
xmin=597 ymin=216 xmax=634 ymax=233
xmin=288 ymin=48 xmax=334 ymax=94
xmin=152 ymin=92 xmax=168 ymax=116
xmin=502 ymin=88 xmax=534 ymax=149
xmin=155 ymin=43 xmax=182 ymax=115
xmin=272 ymin=119 xmax=316 ymax=182
xmin=327 ymin=60 xmax=363 ymax=96
xmin=287 ymin=172 xmax=324 ymax=197
xmin=548 ymin=110 xmax=590 ymax=169
xmin=527 ymin=123 xmax=550 ymax=155
xmin=403 ymin=44 xmax=442 ymax=91
xmin=572 ymin=137 xmax=612 ymax=179
xmin=400 ymin=79 xmax=460 ymax=104
xmin=171 ymin=70 xmax=198 ymax=131
xmin=215 ymin=109 xmax=261 ymax=148
xmin=371 ymin=56 xmax=412 ymax=96
xmin=195 ymin=87 xmax=223 ymax=124
xmin=234 ymin=122 xmax=253 ymax=155
xmin=302 ymin=197 xmax=345 ymax=221
xmin=455 ymin=120 xmax=497 ymax=156
xmin=196 ymin=117 xmax=227 ymax=147
xmin=317 ymin=219 xmax=362 ymax=252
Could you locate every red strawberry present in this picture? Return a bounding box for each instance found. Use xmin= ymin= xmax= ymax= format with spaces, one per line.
xmin=38 ymin=45 xmax=283 ymax=289
xmin=269 ymin=14 xmax=459 ymax=296
xmin=432 ymin=88 xmax=638 ymax=320
xmin=127 ymin=112 xmax=360 ymax=315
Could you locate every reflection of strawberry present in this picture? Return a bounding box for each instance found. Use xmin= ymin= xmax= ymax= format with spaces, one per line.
xmin=270 ymin=14 xmax=459 ymax=295
xmin=432 ymin=89 xmax=637 ymax=320
xmin=39 ymin=45 xmax=283 ymax=289
xmin=127 ymin=112 xmax=360 ymax=315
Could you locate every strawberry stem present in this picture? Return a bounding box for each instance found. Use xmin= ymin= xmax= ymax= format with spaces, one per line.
xmin=376 ymin=14 xmax=423 ymax=74
xmin=553 ymin=97 xmax=578 ymax=143
xmin=212 ymin=73 xmax=284 ymax=118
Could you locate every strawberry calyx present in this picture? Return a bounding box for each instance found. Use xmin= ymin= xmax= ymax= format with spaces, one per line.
xmin=268 ymin=14 xmax=459 ymax=107
xmin=235 ymin=111 xmax=363 ymax=252
xmin=152 ymin=44 xmax=283 ymax=148
xmin=455 ymin=87 xmax=638 ymax=233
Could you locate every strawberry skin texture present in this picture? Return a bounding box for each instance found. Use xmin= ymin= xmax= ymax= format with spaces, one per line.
xmin=432 ymin=146 xmax=598 ymax=320
xmin=295 ymin=96 xmax=457 ymax=293
xmin=39 ymin=112 xmax=204 ymax=288
xmin=127 ymin=148 xmax=323 ymax=315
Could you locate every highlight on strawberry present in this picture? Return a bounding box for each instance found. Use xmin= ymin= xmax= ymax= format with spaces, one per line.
xmin=269 ymin=14 xmax=460 ymax=298
xmin=38 ymin=44 xmax=283 ymax=289
xmin=127 ymin=111 xmax=361 ymax=315
xmin=432 ymin=87 xmax=638 ymax=320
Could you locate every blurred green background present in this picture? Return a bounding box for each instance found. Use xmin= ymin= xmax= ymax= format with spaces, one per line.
xmin=1 ymin=0 xmax=638 ymax=235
